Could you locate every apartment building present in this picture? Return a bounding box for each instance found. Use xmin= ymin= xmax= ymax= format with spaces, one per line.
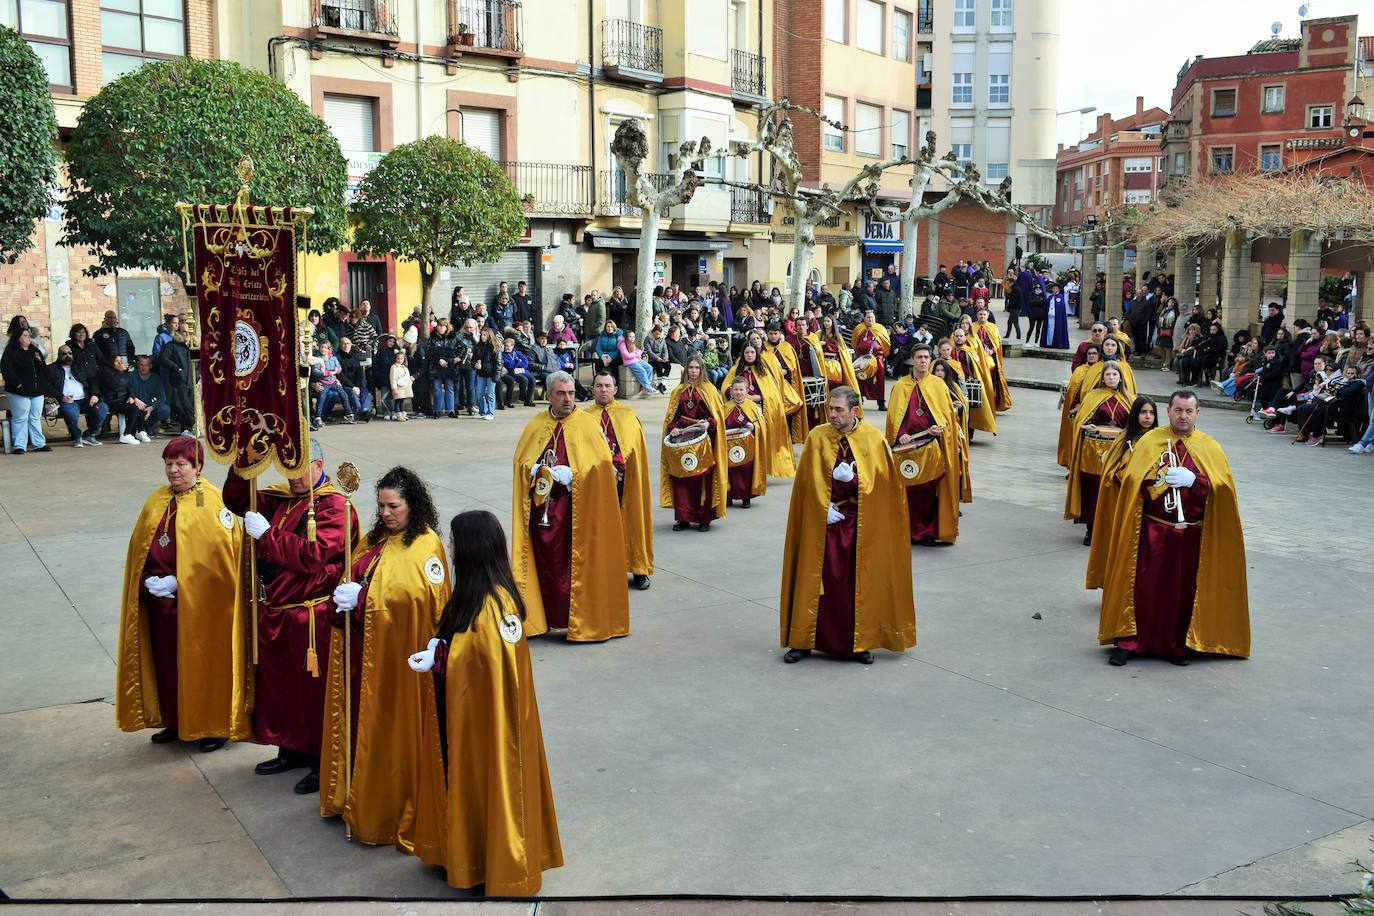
xmin=1053 ymin=97 xmax=1170 ymax=231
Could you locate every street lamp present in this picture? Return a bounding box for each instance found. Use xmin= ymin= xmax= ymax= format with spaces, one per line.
xmin=1056 ymin=106 xmax=1098 ymax=116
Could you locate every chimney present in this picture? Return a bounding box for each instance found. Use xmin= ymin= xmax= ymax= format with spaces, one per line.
xmin=1097 ymin=112 xmax=1110 ymax=137
xmin=1136 ymin=95 xmax=1145 ymax=116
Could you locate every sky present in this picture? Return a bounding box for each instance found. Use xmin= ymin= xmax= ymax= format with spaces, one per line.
xmin=1054 ymin=0 xmax=1367 ymax=147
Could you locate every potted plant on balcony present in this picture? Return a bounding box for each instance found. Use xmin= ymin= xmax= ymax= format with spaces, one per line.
xmin=457 ymin=23 xmax=475 ymax=46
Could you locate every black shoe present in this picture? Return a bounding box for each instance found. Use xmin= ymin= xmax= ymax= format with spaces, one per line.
xmin=523 ymin=400 xmax=535 ymax=407
xmin=1108 ymin=648 xmax=1132 ymax=666
xmin=697 ymin=522 xmax=710 ymax=532
xmin=742 ymin=497 xmax=751 ymax=508
xmin=11 ymin=448 xmax=24 ymax=455
xmin=255 ymin=751 xmax=306 ymax=775
xmin=783 ymin=648 xmax=811 ymax=664
xmin=199 ymin=737 xmax=228 ymax=753
xmin=856 ymin=651 xmax=874 ymax=665
xmin=1083 ymin=529 xmax=1092 ymax=546
xmin=877 ymin=401 xmax=886 ymax=411
xmin=34 ymin=445 xmax=52 ymax=452
xmin=673 ymin=521 xmax=689 ymax=531
xmin=726 ymin=497 xmax=733 ymax=507
xmin=293 ymin=769 xmax=320 ymax=795
xmin=150 ymin=727 xmax=179 ymax=744
xmin=631 ymin=574 xmax=651 ymax=591
xmin=1169 ymin=654 xmax=1190 ymax=666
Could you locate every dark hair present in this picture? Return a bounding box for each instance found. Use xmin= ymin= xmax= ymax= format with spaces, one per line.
xmin=435 ymin=510 xmax=526 ymax=639
xmin=593 ymin=367 xmax=617 ymax=385
xmin=69 ymin=323 xmax=89 ymax=341
xmin=7 ymin=315 xmax=29 ymax=337
xmin=367 ymin=466 xmax=440 ymax=547
xmin=1169 ymin=389 xmax=1199 ymax=407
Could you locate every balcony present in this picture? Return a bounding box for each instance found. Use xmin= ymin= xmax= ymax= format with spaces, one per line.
xmin=501 ymin=162 xmax=593 ymax=216
xmin=601 ymin=19 xmax=663 ymax=84
xmin=312 ymin=0 xmax=398 ymax=44
xmin=730 ymin=187 xmax=771 ymax=225
xmin=449 ymin=0 xmax=523 ymax=59
xmin=597 ymin=170 xmax=670 ymax=217
xmin=731 ymin=49 xmax=767 ymax=103
xmin=917 ymin=0 xmax=934 ymax=33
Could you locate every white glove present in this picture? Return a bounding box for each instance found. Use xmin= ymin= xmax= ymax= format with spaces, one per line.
xmin=333 ymin=581 xmax=362 ymax=611
xmin=529 ymin=463 xmax=540 ymax=480
xmin=826 ymin=502 xmax=845 ymax=525
xmin=831 ymin=461 xmax=855 ymax=483
xmin=243 ymin=511 xmax=270 ymax=540
xmin=550 ymin=465 xmax=573 ymax=487
xmin=1164 ymin=466 xmax=1197 ymax=489
xmin=407 ymin=637 xmax=443 ymax=673
xmin=143 ymin=575 xmax=177 ymax=597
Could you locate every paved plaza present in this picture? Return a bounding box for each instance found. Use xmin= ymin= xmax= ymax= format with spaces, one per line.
xmin=1 ymin=356 xmax=1370 ymax=906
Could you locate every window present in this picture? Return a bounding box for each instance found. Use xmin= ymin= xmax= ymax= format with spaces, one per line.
xmin=1123 ymin=157 xmax=1152 ymax=173
xmin=950 ymin=117 xmax=972 ymax=166
xmin=892 ymin=8 xmax=911 ymax=61
xmin=101 ymin=0 xmax=185 ymax=83
xmin=890 ymin=109 xmax=910 ymax=158
xmin=1308 ymin=105 xmax=1333 ymax=128
xmin=1259 ymin=144 xmax=1281 ymax=172
xmin=988 ymin=42 xmax=1011 ymax=106
xmin=824 ymin=0 xmax=846 ymax=42
xmin=461 ymin=107 xmax=502 ymax=159
xmin=854 ymin=102 xmax=882 ymax=156
xmin=857 ymin=0 xmax=883 ymax=53
xmin=1262 ymin=85 xmax=1285 ymax=113
xmin=990 ymin=0 xmax=1012 ymax=29
xmin=985 ymin=119 xmax=1009 ymax=181
xmin=953 ymin=0 xmax=974 ymax=30
xmin=1123 ymin=189 xmax=1152 ymax=205
xmin=988 ymin=74 xmax=1009 ymax=105
xmin=1210 ymin=147 xmax=1234 ymax=174
xmin=1211 ymin=88 xmax=1236 ymax=117
xmin=1172 ymin=151 xmax=1186 ymax=175
xmin=823 ymin=95 xmax=845 ymax=151
xmin=2 ymin=1 xmax=72 ymax=88
xmin=324 ymin=94 xmax=378 ymax=153
xmin=952 ymin=47 xmax=973 ymax=105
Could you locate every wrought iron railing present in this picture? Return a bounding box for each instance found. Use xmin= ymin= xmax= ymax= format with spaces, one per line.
xmin=730 ymin=187 xmax=771 ymax=224
xmin=601 ymin=19 xmax=663 ymax=75
xmin=315 ymin=0 xmax=397 ymax=35
xmin=731 ymin=48 xmax=766 ymax=98
xmin=917 ymin=0 xmax=934 ymax=33
xmin=451 ymin=0 xmax=523 ymax=53
xmin=500 ymin=162 xmax=593 ymax=215
xmin=597 ymin=170 xmax=671 ymax=216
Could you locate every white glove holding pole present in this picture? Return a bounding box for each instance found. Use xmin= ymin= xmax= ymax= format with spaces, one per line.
xmin=243 ymin=511 xmax=270 ymax=540
xmin=831 ymin=461 xmax=855 ymax=483
xmin=551 ymin=465 xmax=573 ymax=487
xmin=1164 ymin=467 xmax=1196 ymax=488
xmin=826 ymin=502 xmax=845 ymax=525
xmin=333 ymin=581 xmax=362 ymax=612
xmin=408 ymin=637 xmax=443 ymax=673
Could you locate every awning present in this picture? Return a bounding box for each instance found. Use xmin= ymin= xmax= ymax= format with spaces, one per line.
xmin=862 ymin=240 xmax=904 ymax=254
xmin=589 ymin=232 xmax=731 ymax=252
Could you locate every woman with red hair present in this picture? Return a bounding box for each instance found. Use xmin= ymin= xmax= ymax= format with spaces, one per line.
xmin=114 ymin=436 xmax=251 ymax=750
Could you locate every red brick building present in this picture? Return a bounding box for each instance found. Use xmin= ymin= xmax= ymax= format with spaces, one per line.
xmin=1053 ymin=97 xmax=1169 ymax=231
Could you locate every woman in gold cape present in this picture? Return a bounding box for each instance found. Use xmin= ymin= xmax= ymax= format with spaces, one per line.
xmin=721 ymin=340 xmax=796 ymax=478
xmin=409 ymin=510 xmax=562 ymax=896
xmin=660 ymin=354 xmax=730 ymax=527
xmin=1090 ymin=421 xmax=1250 ymax=659
xmin=1084 ymin=395 xmax=1159 ymax=590
xmin=817 ymin=315 xmax=862 ymax=404
xmin=953 ymin=327 xmax=998 ymax=435
xmin=746 ymin=327 xmax=806 ymax=448
xmin=584 ymin=390 xmax=654 ymax=582
xmin=1056 ymin=345 xmax=1101 ymax=467
xmin=763 ymin=324 xmax=809 ymax=444
xmin=886 ymin=357 xmax=963 ymax=544
xmin=970 ymin=309 xmax=1013 ymax=412
xmin=321 ymin=467 xmax=450 ymax=850
xmin=1063 ymin=363 xmax=1132 ymax=539
xmin=116 ymin=436 xmax=252 ymax=748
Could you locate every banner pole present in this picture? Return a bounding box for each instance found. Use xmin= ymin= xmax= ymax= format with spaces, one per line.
xmin=249 ymin=477 xmax=259 ymax=666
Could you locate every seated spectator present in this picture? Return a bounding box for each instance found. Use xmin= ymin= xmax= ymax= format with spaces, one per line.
xmin=1259 ymin=354 xmax=1337 ymax=433
xmin=100 ymin=356 xmax=143 ymax=444
xmin=314 ymin=342 xmax=354 ymax=427
xmin=336 ymin=336 xmax=371 ymax=421
xmin=644 ymin=325 xmax=671 ymax=378
xmin=500 ymin=335 xmax=535 ymax=407
xmin=1216 ymin=339 xmax=1261 ymax=398
xmin=665 ymin=324 xmax=693 ymax=367
xmin=50 ymin=342 xmax=109 ymax=447
xmin=1176 ymin=322 xmax=1225 ymax=387
xmin=306 ymin=308 xmax=336 ymax=352
xmin=618 ymin=329 xmax=662 ymax=396
xmin=387 ymin=348 xmax=413 ymax=420
xmin=526 ymin=330 xmax=562 ymax=395
xmin=548 ymin=312 xmax=579 ymax=350
xmin=127 ymin=355 xmax=171 ymax=439
xmin=1290 ymin=365 xmax=1367 ymax=447
xmin=591 ymin=320 xmax=623 ymax=369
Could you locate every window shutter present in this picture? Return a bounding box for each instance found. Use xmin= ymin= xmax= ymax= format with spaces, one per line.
xmin=323 ymin=94 xmax=377 ymax=153
xmin=461 ymin=108 xmax=502 ymax=160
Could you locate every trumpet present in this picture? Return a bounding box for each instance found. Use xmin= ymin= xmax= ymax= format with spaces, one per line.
xmin=1156 ymin=441 xmax=1188 ymax=530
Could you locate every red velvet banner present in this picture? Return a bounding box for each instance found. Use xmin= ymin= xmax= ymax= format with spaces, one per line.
xmin=190 ymin=203 xmax=308 ymax=478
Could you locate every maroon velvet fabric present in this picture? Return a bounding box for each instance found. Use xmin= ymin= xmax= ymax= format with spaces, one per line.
xmin=669 ymin=389 xmax=719 ymax=524
xmin=1075 ymin=398 xmax=1129 ymax=526
xmin=853 ymin=328 xmax=886 ymax=401
xmin=896 ymin=383 xmax=940 ymax=541
xmin=725 ymin=404 xmax=755 ymax=500
xmin=143 ymin=498 xmax=179 ymax=729
xmin=530 ymin=427 xmax=573 ymax=628
xmin=598 ymin=409 xmax=626 ymax=503
xmin=815 ymin=442 xmax=858 ymax=658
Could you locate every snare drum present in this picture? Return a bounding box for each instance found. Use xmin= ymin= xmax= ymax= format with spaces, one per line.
xmin=803 ymin=376 xmax=829 ymax=407
xmin=891 ymin=436 xmax=946 ymax=485
xmin=663 ymin=429 xmax=716 ymax=478
xmin=725 ymin=428 xmax=755 ymax=467
xmin=965 ymin=377 xmax=984 ymax=408
xmin=853 ymin=354 xmax=877 ymax=380
xmin=824 ymin=356 xmax=844 ymax=384
xmin=1078 ymin=425 xmax=1123 ymax=475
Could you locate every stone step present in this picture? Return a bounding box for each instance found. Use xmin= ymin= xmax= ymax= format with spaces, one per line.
xmin=1006 ymin=376 xmax=1252 ymax=412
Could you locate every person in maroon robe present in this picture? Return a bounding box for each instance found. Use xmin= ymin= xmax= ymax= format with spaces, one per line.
xmin=723 ymin=377 xmax=762 ymax=507
xmin=1072 ymin=322 xmax=1109 ymax=369
xmin=665 ymin=356 xmax=725 ymax=532
xmin=850 ymin=310 xmax=888 ymax=411
xmin=225 ymin=438 xmax=356 ymax=795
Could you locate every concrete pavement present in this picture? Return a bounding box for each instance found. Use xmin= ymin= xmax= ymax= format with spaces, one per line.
xmin=0 ymin=383 xmax=1370 ymax=904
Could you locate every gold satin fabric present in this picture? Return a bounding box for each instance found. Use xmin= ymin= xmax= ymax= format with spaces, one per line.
xmin=412 ymin=589 xmax=564 ymax=896
xmin=320 ymin=529 xmax=449 ymax=849
xmin=727 ymin=396 xmax=769 ymax=497
xmin=972 ymin=319 xmax=1013 ymax=411
xmin=957 ymin=339 xmax=998 ymax=434
xmin=1058 ymin=359 xmax=1137 ymax=467
xmin=764 ymin=339 xmax=809 ymax=444
xmin=721 ymin=357 xmax=796 ymax=478
xmin=886 ymin=373 xmax=963 ymax=543
xmin=586 ymin=400 xmax=655 ymax=576
xmin=779 ymin=421 xmax=916 ymax=652
xmin=812 ymin=331 xmax=862 ymax=412
xmin=1091 ymin=427 xmax=1251 ymax=657
xmin=115 ymin=480 xmax=253 ymax=741
xmin=658 ymin=379 xmax=730 ymax=515
xmin=512 ymin=408 xmax=630 ymax=641
xmin=1063 ymin=387 xmax=1132 ymax=521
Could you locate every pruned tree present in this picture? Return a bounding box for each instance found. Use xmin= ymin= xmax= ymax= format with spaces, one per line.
xmin=610 ymin=119 xmax=712 ymax=336
xmin=0 ymin=25 xmax=58 ymax=263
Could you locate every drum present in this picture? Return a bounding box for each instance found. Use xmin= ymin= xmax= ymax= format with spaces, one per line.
xmin=803 ymin=376 xmax=829 ymax=407
xmin=965 ymin=377 xmax=984 ymax=408
xmin=824 ymin=356 xmax=844 ymax=384
xmin=852 ymin=354 xmax=878 ymax=381
xmin=891 ymin=436 xmax=946 ymax=486
xmin=1079 ymin=426 xmax=1123 ymax=475
xmin=726 ymin=428 xmax=755 ymax=468
xmin=663 ymin=429 xmax=716 ymax=478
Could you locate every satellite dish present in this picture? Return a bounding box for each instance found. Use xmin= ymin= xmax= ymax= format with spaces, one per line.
xmin=1271 ymin=21 xmax=1283 ymax=36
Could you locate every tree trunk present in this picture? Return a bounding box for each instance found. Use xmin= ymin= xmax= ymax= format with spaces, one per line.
xmin=900 ymin=218 xmax=919 ymax=318
xmin=418 ymin=262 xmax=434 ymax=342
xmin=635 ymin=206 xmax=662 ymax=338
xmin=786 ymin=220 xmax=816 ymax=319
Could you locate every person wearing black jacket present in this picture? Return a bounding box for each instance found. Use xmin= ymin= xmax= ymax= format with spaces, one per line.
xmin=372 ymin=334 xmax=399 ymax=418
xmin=157 ymin=328 xmax=196 ymax=433
xmin=94 ymin=311 xmax=136 ymax=367
xmin=426 ymin=321 xmax=459 ymax=418
xmin=66 ymin=324 xmax=104 ymax=378
xmin=50 ymin=342 xmax=109 ymax=446
xmin=472 ymin=327 xmax=502 ymax=418
xmin=512 ymin=281 xmax=537 ymax=326
xmin=1 ymin=327 xmax=55 ymax=453
xmin=336 ymin=336 xmax=369 ymax=421
xmin=1260 ymin=303 xmax=1284 ymax=345
xmin=100 ymin=356 xmax=146 ymax=443
xmin=1177 ymin=321 xmax=1227 ymax=387
xmin=1292 ymin=365 xmax=1367 ymax=446
xmin=454 ymin=319 xmax=479 ymax=416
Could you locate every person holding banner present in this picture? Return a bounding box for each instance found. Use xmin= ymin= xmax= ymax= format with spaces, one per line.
xmin=850 ymin=310 xmax=890 ymax=412
xmin=224 ymin=439 xmax=358 ymax=796
xmin=511 ymin=371 xmax=629 ymax=642
xmin=321 ymin=466 xmax=448 ymax=849
xmin=885 ymin=344 xmax=962 ymax=546
xmin=115 ymin=436 xmax=251 ymax=750
xmin=723 ymin=377 xmax=767 ymax=507
xmin=585 ymin=369 xmax=654 ymax=591
xmin=660 ymin=354 xmax=729 ymax=532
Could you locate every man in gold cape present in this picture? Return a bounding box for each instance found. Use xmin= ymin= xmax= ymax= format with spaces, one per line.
xmin=512 ymin=371 xmax=629 ymax=641
xmin=886 ymin=344 xmax=962 ymax=545
xmin=764 ymin=322 xmax=808 ymax=444
xmin=780 ymin=385 xmax=916 ymax=664
xmin=850 ymin=310 xmax=892 ymax=411
xmin=721 ymin=340 xmax=795 ymax=478
xmin=952 ymin=327 xmax=997 ymax=435
xmin=1091 ymin=390 xmax=1249 ymax=665
xmin=585 ymin=368 xmax=654 ymax=590
xmin=746 ymin=327 xmax=805 ymax=451
xmin=116 ymin=439 xmax=253 ymax=746
xmin=320 ymin=523 xmax=449 ymax=850
xmin=723 ymin=376 xmax=768 ymax=505
xmin=971 ymin=306 xmax=1012 ymax=412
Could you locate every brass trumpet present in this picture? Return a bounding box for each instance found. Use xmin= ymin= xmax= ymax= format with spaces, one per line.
xmin=1156 ymin=441 xmax=1188 ymax=530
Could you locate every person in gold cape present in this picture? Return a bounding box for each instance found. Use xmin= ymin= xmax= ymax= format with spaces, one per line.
xmin=780 ymin=385 xmax=916 ymax=665
xmin=886 ymin=344 xmax=962 ymax=545
xmin=1085 ymin=395 xmax=1158 ymax=588
xmin=585 ymin=368 xmax=654 ymax=591
xmin=511 ymin=371 xmax=629 ymax=642
xmin=818 ymin=315 xmax=862 ymax=405
xmin=1092 ymin=390 xmax=1250 ymax=666
xmin=932 ymin=356 xmax=974 ymax=505
xmin=745 ymin=327 xmax=805 ymax=449
xmin=721 ymin=340 xmax=795 ymax=478
xmin=764 ymin=321 xmax=808 ymax=444
xmin=1057 ymin=343 xmax=1101 ymax=467
xmin=660 ymin=354 xmax=729 ymax=531
xmin=723 ymin=376 xmax=768 ymax=506
xmin=407 ymin=510 xmax=562 ymax=896
xmin=1063 ymin=362 xmax=1132 ymax=546
xmin=116 ymin=435 xmax=251 ymax=752
xmin=971 ymin=305 xmax=1013 ymax=412
xmin=850 ymin=309 xmax=891 ymax=411
xmin=1107 ymin=317 xmax=1133 ymax=360
xmin=798 ymin=320 xmax=832 ymax=430
xmin=952 ymin=327 xmax=997 ymax=435
xmin=321 ymin=467 xmax=449 ymax=850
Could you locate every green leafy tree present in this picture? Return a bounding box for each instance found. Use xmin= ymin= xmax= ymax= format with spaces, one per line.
xmin=0 ymin=26 xmax=59 ymax=263
xmin=349 ymin=136 xmax=526 ymax=340
xmin=62 ymin=58 xmax=347 ymax=281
